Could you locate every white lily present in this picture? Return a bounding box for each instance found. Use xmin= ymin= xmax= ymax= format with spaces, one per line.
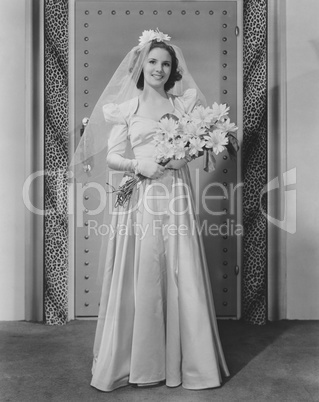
xmin=204 ymin=129 xmax=229 ymax=155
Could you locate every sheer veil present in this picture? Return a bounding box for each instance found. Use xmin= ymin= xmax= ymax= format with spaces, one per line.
xmin=70 ymin=34 xmax=206 ymax=185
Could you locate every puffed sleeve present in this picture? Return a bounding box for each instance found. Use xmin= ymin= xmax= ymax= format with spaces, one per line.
xmin=103 ymin=103 xmax=128 ymax=157
xmin=178 ymin=88 xmax=202 ymax=114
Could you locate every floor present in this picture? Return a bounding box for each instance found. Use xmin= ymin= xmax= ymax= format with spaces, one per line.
xmin=0 ymin=320 xmax=318 ymax=402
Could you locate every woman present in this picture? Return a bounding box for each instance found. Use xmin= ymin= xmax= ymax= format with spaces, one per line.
xmin=73 ymin=30 xmax=229 ymax=392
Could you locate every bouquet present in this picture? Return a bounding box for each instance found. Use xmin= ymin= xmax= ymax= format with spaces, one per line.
xmin=109 ymin=103 xmax=239 ymax=207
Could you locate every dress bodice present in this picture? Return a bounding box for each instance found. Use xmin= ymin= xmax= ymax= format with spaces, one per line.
xmin=103 ymin=88 xmax=200 ymax=162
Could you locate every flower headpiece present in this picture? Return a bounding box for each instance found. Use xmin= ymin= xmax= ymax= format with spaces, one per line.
xmin=138 ymin=28 xmax=171 ymax=47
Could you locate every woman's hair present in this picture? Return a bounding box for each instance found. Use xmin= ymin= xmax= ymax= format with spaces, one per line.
xmin=137 ymin=40 xmax=183 ymax=91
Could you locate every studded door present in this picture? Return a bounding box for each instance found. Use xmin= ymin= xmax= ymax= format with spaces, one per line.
xmin=73 ymin=1 xmax=241 ymax=317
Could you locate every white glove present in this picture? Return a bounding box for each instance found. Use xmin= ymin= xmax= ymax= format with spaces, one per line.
xmin=165 ymin=158 xmax=188 ymax=170
xmin=136 ymin=159 xmax=165 ymax=179
xmin=106 ymin=153 xmax=136 ymax=172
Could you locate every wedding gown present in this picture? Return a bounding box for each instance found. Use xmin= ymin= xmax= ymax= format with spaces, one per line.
xmin=91 ymin=88 xmax=230 ymax=392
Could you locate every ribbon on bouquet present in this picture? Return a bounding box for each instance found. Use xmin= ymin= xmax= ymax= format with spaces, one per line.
xmin=203 ymin=150 xmax=217 ymax=172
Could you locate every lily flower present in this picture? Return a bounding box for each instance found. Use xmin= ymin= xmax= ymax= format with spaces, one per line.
xmin=190 ymin=105 xmax=215 ymax=128
xmin=184 ymin=121 xmax=206 ymax=138
xmin=211 ymin=102 xmax=230 ymax=121
xmin=156 ymin=116 xmax=178 ymax=138
xmin=204 ymin=129 xmax=229 ymax=155
xmin=189 ymin=137 xmax=206 ymax=156
xmin=215 ymin=117 xmax=238 ymax=133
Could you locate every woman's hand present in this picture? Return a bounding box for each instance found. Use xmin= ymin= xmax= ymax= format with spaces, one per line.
xmin=165 ymin=158 xmax=188 ymax=170
xmin=136 ymin=159 xmax=165 ymax=179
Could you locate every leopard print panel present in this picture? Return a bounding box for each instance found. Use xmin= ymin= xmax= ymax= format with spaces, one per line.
xmin=242 ymin=0 xmax=267 ymax=325
xmin=44 ymin=0 xmax=69 ymax=325
xmin=43 ymin=0 xmax=267 ymax=325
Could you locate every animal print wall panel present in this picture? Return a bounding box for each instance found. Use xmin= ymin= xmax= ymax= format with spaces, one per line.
xmin=44 ymin=0 xmax=69 ymax=325
xmin=242 ymin=0 xmax=267 ymax=325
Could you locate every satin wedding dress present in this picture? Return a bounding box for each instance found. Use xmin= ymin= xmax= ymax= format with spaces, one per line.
xmin=91 ymin=88 xmax=229 ymax=392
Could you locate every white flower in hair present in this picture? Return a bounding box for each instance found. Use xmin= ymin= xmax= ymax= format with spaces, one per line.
xmin=138 ymin=28 xmax=171 ymax=47
xmin=154 ymin=28 xmax=171 ymax=43
xmin=138 ymin=30 xmax=157 ymax=46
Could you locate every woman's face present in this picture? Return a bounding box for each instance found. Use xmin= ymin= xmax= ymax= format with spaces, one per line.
xmin=143 ymin=47 xmax=172 ymax=90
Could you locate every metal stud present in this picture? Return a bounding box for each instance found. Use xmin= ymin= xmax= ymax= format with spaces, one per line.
xmin=181 ymin=10 xmax=186 ymax=15
xmin=84 ymin=37 xmax=89 ymax=41
xmin=195 ymin=10 xmax=200 ymax=15
xmin=98 ymin=10 xmax=102 ymax=15
xmin=209 ymin=10 xmax=214 ymax=15
xmin=84 ymin=90 xmax=89 ymax=94
xmin=223 ymin=301 xmax=228 ymax=306
xmin=223 ymin=90 xmax=228 ymax=94
xmin=84 ymin=50 xmax=89 ymax=55
xmin=84 ymin=222 xmax=89 ymax=226
xmin=223 ymin=24 xmax=227 ymax=28
xmin=223 ymin=208 xmax=228 ymax=213
xmin=139 ymin=10 xmax=144 ymax=15
xmin=223 ymin=50 xmax=228 ymax=55
xmin=223 ymin=10 xmax=228 ymax=15
xmin=84 ymin=76 xmax=89 ymax=81
xmin=223 ymin=168 xmax=228 ymax=173
xmin=85 ymin=275 xmax=89 ymax=279
xmin=223 ymin=155 xmax=228 ymax=160
xmin=153 ymin=10 xmax=158 ymax=15
xmin=85 ymin=289 xmax=89 ymax=293
xmin=167 ymin=10 xmax=172 ymax=15
xmin=126 ymin=10 xmax=130 ymax=15
xmin=111 ymin=10 xmax=116 ymax=15
xmin=84 ymin=23 xmax=89 ymax=28
xmin=223 ymin=274 xmax=228 ymax=279
xmin=223 ymin=63 xmax=227 ymax=68
xmin=223 ymin=235 xmax=228 ymax=240
xmin=84 ymin=208 xmax=89 ymax=213
xmin=85 ymin=10 xmax=89 ymax=15
xmin=223 ymin=37 xmax=227 ymax=42
xmin=84 ymin=195 xmax=89 ymax=200
xmin=223 ymin=182 xmax=228 ymax=187
xmin=85 ymin=302 xmax=89 ymax=306
xmin=223 ymin=76 xmax=227 ymax=80
xmin=223 ymin=248 xmax=228 ymax=252
xmin=223 ymin=261 xmax=228 ymax=266
xmin=223 ymin=288 xmax=228 ymax=292
xmin=85 ymin=235 xmax=89 ymax=239
xmin=84 ymin=249 xmax=89 ymax=253
xmin=223 ymin=196 xmax=227 ymax=200
xmin=84 ymin=261 xmax=89 ymax=265
xmin=84 ymin=63 xmax=89 ymax=67
xmin=84 ymin=103 xmax=89 ymax=107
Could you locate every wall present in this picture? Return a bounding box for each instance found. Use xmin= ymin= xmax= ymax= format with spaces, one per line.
xmin=286 ymin=0 xmax=319 ymax=318
xmin=0 ymin=0 xmax=26 ymax=320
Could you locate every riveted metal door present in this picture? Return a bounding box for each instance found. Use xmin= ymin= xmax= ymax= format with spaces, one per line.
xmin=73 ymin=1 xmax=242 ymax=317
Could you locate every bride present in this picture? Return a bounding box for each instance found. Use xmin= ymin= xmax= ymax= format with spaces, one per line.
xmin=72 ymin=29 xmax=229 ymax=392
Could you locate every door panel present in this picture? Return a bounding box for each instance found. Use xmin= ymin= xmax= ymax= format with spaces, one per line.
xmin=73 ymin=1 xmax=241 ymax=317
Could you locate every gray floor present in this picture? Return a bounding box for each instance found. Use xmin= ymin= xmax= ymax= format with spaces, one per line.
xmin=0 ymin=320 xmax=318 ymax=402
